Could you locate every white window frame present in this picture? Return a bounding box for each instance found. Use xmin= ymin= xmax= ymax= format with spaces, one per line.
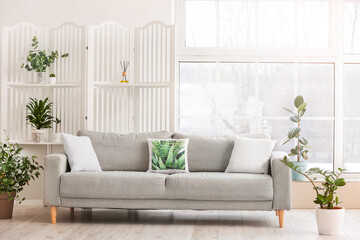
xmin=175 ymin=0 xmax=360 ymax=177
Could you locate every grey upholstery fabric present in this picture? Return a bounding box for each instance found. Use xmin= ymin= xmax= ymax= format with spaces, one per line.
xmin=172 ymin=132 xmax=271 ymax=172
xmin=270 ymin=151 xmax=292 ymax=210
xmin=61 ymin=198 xmax=273 ymax=211
xmin=43 ymin=154 xmax=68 ymax=207
xmin=165 ymin=172 xmax=273 ymax=201
xmin=78 ymin=130 xmax=173 ymax=171
xmin=60 ymin=171 xmax=167 ymax=199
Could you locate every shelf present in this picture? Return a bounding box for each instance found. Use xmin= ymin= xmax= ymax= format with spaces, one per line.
xmin=7 ymin=82 xmax=81 ymax=87
xmin=9 ymin=140 xmax=63 ymax=145
xmin=93 ymin=82 xmax=132 ymax=87
xmin=93 ymin=82 xmax=171 ymax=87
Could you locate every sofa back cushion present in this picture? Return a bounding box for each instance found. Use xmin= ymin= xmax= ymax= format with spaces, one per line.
xmin=78 ymin=130 xmax=173 ymax=171
xmin=172 ymin=132 xmax=271 ymax=172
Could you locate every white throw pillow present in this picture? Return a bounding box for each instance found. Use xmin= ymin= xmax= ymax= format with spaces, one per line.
xmin=61 ymin=133 xmax=102 ymax=172
xmin=225 ymin=137 xmax=276 ymax=174
xmin=147 ymin=138 xmax=189 ymax=173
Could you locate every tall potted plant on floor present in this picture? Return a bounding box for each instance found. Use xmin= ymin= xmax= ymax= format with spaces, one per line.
xmin=26 ymin=97 xmax=54 ymax=143
xmin=21 ymin=36 xmax=69 ymax=84
xmin=0 ymin=131 xmax=43 ymax=219
xmin=280 ymin=95 xmax=309 ymax=180
xmin=281 ymin=159 xmax=346 ymax=235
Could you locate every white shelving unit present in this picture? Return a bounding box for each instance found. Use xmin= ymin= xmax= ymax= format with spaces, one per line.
xmin=1 ymin=21 xmax=175 ymax=143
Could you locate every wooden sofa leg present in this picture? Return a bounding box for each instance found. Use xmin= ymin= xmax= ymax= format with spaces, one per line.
xmin=70 ymin=207 xmax=74 ymax=213
xmin=278 ymin=210 xmax=284 ymax=228
xmin=276 ymin=210 xmax=279 ymax=216
xmin=50 ymin=206 xmax=57 ymax=224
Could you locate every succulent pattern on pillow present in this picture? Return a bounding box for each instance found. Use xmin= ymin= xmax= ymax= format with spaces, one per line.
xmin=151 ymin=140 xmax=186 ymax=170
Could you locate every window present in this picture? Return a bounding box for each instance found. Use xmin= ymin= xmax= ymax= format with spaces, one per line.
xmin=344 ymin=64 xmax=360 ymax=172
xmin=344 ymin=1 xmax=360 ymax=53
xmin=184 ymin=0 xmax=329 ymax=48
xmin=179 ymin=62 xmax=334 ymax=169
xmin=177 ymin=0 xmax=360 ymax=173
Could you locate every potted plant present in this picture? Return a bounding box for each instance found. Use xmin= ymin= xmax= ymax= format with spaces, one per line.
xmin=49 ymin=73 xmax=56 ymax=84
xmin=282 ymin=159 xmax=346 ymax=235
xmin=280 ymin=95 xmax=309 ymax=180
xmin=21 ymin=36 xmax=69 ymax=84
xmin=26 ymin=97 xmax=54 ymax=143
xmin=51 ymin=118 xmax=61 ymax=143
xmin=0 ymin=131 xmax=43 ymax=219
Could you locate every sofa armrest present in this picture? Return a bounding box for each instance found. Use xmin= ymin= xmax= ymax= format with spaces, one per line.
xmin=270 ymin=151 xmax=292 ymax=210
xmin=44 ymin=154 xmax=68 ymax=207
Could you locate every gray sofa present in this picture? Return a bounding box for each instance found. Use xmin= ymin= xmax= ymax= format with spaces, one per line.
xmin=44 ymin=131 xmax=291 ymax=227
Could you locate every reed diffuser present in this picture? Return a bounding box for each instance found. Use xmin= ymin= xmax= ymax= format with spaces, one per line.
xmin=120 ymin=61 xmax=130 ymax=83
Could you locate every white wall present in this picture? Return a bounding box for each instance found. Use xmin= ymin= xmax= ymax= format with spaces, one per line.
xmin=0 ymin=0 xmax=174 ymax=201
xmin=0 ymin=0 xmax=173 ymax=27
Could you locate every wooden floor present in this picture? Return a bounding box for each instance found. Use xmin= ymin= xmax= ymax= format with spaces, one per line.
xmin=1 ymin=205 xmax=360 ymax=240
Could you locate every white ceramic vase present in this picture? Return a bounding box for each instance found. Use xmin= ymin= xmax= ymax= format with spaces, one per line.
xmin=36 ymin=72 xmax=45 ymax=84
xmin=32 ymin=129 xmax=46 ymax=143
xmin=316 ymin=206 xmax=345 ymax=235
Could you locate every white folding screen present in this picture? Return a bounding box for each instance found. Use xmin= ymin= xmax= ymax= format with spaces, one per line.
xmin=1 ymin=21 xmax=175 ymax=142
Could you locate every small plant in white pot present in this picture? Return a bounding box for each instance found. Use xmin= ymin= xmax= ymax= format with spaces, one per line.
xmin=52 ymin=118 xmax=61 ymax=143
xmin=26 ymin=97 xmax=54 ymax=143
xmin=21 ymin=36 xmax=68 ymax=84
xmin=282 ymin=160 xmax=346 ymax=235
xmin=280 ymin=95 xmax=309 ymax=181
xmin=49 ymin=73 xmax=56 ymax=84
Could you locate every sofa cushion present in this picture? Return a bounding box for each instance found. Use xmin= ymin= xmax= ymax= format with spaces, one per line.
xmin=60 ymin=171 xmax=167 ymax=199
xmin=165 ymin=172 xmax=273 ymax=201
xmin=61 ymin=133 xmax=102 ymax=172
xmin=147 ymin=138 xmax=190 ymax=173
xmin=172 ymin=132 xmax=271 ymax=172
xmin=225 ymin=137 xmax=276 ymax=174
xmin=78 ymin=130 xmax=173 ymax=171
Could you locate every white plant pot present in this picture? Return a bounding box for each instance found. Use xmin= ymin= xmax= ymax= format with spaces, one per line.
xmin=48 ymin=77 xmax=56 ymax=84
xmin=32 ymin=129 xmax=46 ymax=143
xmin=36 ymin=72 xmax=45 ymax=84
xmin=316 ymin=206 xmax=345 ymax=235
xmin=51 ymin=132 xmax=61 ymax=143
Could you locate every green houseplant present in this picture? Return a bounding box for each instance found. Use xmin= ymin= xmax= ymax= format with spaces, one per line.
xmin=0 ymin=131 xmax=43 ymax=219
xmin=26 ymin=97 xmax=54 ymax=143
xmin=280 ymin=95 xmax=309 ymax=180
xmin=21 ymin=36 xmax=68 ymax=84
xmin=281 ymin=159 xmax=346 ymax=235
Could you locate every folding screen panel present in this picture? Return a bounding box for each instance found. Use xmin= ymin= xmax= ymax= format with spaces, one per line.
xmin=1 ymin=23 xmax=45 ymax=141
xmin=1 ymin=23 xmax=85 ymax=141
xmin=86 ymin=22 xmax=131 ymax=133
xmin=134 ymin=22 xmax=175 ymax=132
xmin=49 ymin=23 xmax=86 ymax=136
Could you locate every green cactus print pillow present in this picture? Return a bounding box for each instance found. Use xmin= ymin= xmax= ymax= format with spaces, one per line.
xmin=147 ymin=138 xmax=189 ymax=173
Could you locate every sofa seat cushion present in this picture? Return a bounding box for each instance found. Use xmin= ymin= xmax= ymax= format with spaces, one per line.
xmin=60 ymin=171 xmax=167 ymax=199
xmin=165 ymin=172 xmax=273 ymax=201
